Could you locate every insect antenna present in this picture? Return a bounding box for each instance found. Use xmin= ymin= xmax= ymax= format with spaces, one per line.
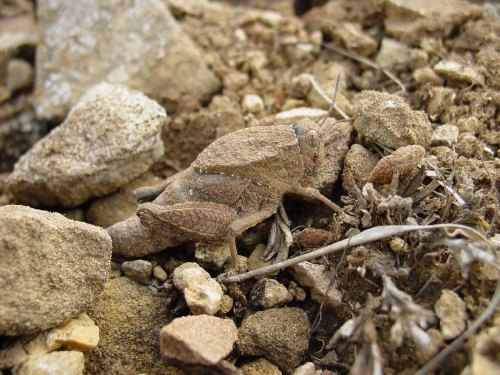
xmin=319 ymin=74 xmax=343 ymax=127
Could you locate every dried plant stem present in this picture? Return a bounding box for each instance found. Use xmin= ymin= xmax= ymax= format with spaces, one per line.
xmin=221 ymin=223 xmax=496 ymax=283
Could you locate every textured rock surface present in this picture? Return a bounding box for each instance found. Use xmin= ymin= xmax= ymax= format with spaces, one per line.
xmin=342 ymin=144 xmax=379 ymax=197
xmin=353 ymin=90 xmax=432 ymax=149
xmin=35 ymin=0 xmax=220 ymax=119
xmin=85 ymin=277 xmax=181 ymax=375
xmin=237 ymin=307 xmax=310 ymax=373
xmin=0 ymin=205 xmax=111 ymax=336
xmin=172 ymin=262 xmax=223 ymax=315
xmin=240 ymin=358 xmax=282 ymax=375
xmin=160 ymin=315 xmax=238 ymax=365
xmin=122 ymin=260 xmax=153 ymax=285
xmin=290 ymin=262 xmax=343 ymax=308
xmin=15 ymin=351 xmax=85 ymax=375
xmin=6 ymin=83 xmax=165 ymax=207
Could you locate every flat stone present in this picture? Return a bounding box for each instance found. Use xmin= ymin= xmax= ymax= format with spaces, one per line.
xmin=35 ymin=0 xmax=220 ymax=120
xmin=432 ymin=124 xmax=460 ymax=147
xmin=46 ymin=314 xmax=99 ymax=351
xmin=0 ymin=205 xmax=111 ymax=336
xmin=249 ymin=278 xmax=293 ymax=309
xmin=274 ymin=107 xmax=327 ymax=124
xmin=325 ymin=22 xmax=377 ymax=56
xmin=14 ymin=351 xmax=84 ymax=375
xmin=385 ymin=0 xmax=482 ymax=44
xmin=290 ymin=261 xmax=343 ymax=308
xmin=353 ymin=90 xmax=432 ymax=149
xmin=160 ymin=315 xmax=238 ymax=365
xmin=434 ymin=289 xmax=467 ymax=340
xmin=85 ymin=277 xmax=179 ymax=374
xmin=6 ymin=83 xmax=165 ymax=207
xmin=122 ymin=260 xmax=153 ymax=285
xmin=237 ymin=307 xmax=310 ymax=373
xmin=434 ymin=60 xmax=485 ymax=85
xmin=173 ymin=262 xmax=223 ymax=315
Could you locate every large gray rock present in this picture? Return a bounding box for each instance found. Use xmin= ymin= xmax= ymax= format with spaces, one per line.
xmin=35 ymin=0 xmax=220 ymax=120
xmin=0 ymin=205 xmax=112 ymax=336
xmin=6 ymin=83 xmax=165 ymax=207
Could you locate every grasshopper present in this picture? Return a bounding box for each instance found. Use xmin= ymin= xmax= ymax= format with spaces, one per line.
xmin=107 ymin=83 xmax=345 ymax=276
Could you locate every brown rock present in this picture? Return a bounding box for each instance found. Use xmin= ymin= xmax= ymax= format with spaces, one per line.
xmin=240 ymin=358 xmax=282 ymax=375
xmin=85 ymin=277 xmax=181 ymax=375
xmin=342 ymin=144 xmax=379 ymax=196
xmin=298 ymin=228 xmax=330 ymax=249
xmin=368 ymin=145 xmax=425 ymax=185
xmin=237 ymin=308 xmax=310 ymax=373
xmin=353 ymin=90 xmax=432 ymax=149
xmin=160 ymin=315 xmax=238 ymax=366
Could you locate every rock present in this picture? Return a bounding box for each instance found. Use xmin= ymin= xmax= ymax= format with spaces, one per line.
xmin=0 ymin=15 xmax=37 ymax=53
xmin=0 ymin=314 xmax=98 ymax=369
xmin=290 ymin=261 xmax=343 ymax=308
xmin=35 ymin=0 xmax=220 ymax=120
xmin=376 ymin=38 xmax=412 ymax=70
xmin=434 ymin=289 xmax=467 ymax=340
xmin=293 ymin=362 xmax=316 ymax=375
xmin=172 ymin=262 xmax=223 ymax=315
xmin=159 ymin=315 xmax=238 ymax=366
xmin=242 ymin=94 xmax=264 ymax=114
xmin=237 ymin=307 xmax=310 ymax=373
xmin=6 ymin=83 xmax=165 ymax=207
xmin=6 ymin=59 xmax=33 ymax=92
xmin=434 ymin=60 xmax=485 ymax=85
xmin=413 ymin=67 xmax=444 ymax=86
xmin=352 ymin=90 xmax=432 ymax=149
xmin=432 ymin=124 xmax=460 ymax=147
xmin=14 ymin=351 xmax=84 ymax=375
xmin=298 ymin=228 xmax=330 ymax=249
xmin=153 ymin=265 xmax=168 ymax=282
xmin=385 ymin=0 xmax=482 ymax=45
xmin=240 ymin=358 xmax=282 ymax=375
xmin=86 ymin=172 xmax=162 ymax=228
xmin=195 ymin=243 xmax=230 ymax=270
xmin=471 ymin=316 xmax=500 ymax=375
xmin=368 ymin=145 xmax=426 ymax=185
xmin=313 ymin=120 xmax=353 ymax=194
xmin=0 ymin=205 xmax=111 ymax=336
xmin=342 ymin=144 xmax=379 ymax=197
xmin=325 ymin=22 xmax=377 ymax=56
xmin=288 ymin=281 xmax=307 ymax=302
xmin=85 ymin=277 xmax=179 ymax=374
xmin=122 ymin=260 xmax=153 ymax=285
xmin=415 ymin=328 xmax=443 ymax=365
xmin=46 ymin=313 xmax=99 ymax=351
xmin=219 ymin=294 xmax=234 ymax=315
xmin=249 ymin=278 xmax=293 ymax=309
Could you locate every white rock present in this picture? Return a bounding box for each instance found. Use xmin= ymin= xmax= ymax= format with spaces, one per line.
xmin=376 ymin=38 xmax=411 ymax=70
xmin=290 ymin=262 xmax=343 ymax=308
xmin=14 ymin=351 xmax=84 ymax=375
xmin=6 ymin=83 xmax=165 ymax=207
xmin=293 ymin=362 xmax=316 ymax=375
xmin=432 ymin=124 xmax=460 ymax=147
xmin=242 ymin=94 xmax=265 ymax=114
xmin=434 ymin=289 xmax=467 ymax=340
xmin=249 ymin=278 xmax=293 ymax=309
xmin=434 ymin=60 xmax=485 ymax=85
xmin=173 ymin=262 xmax=223 ymax=315
xmin=160 ymin=315 xmax=238 ymax=365
xmin=35 ymin=0 xmax=220 ymax=120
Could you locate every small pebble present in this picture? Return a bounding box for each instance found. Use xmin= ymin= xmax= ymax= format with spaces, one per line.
xmin=432 ymin=124 xmax=460 ymax=147
xmin=434 ymin=60 xmax=484 ymax=85
xmin=293 ymin=362 xmax=316 ymax=375
xmin=368 ymin=145 xmax=425 ymax=185
xmin=153 ymin=265 xmax=168 ymax=282
xmin=435 ymin=289 xmax=467 ymax=340
xmin=249 ymin=278 xmax=293 ymax=309
xmin=298 ymin=228 xmax=330 ymax=249
xmin=242 ymin=94 xmax=265 ymax=113
xmin=122 ymin=260 xmax=153 ymax=285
